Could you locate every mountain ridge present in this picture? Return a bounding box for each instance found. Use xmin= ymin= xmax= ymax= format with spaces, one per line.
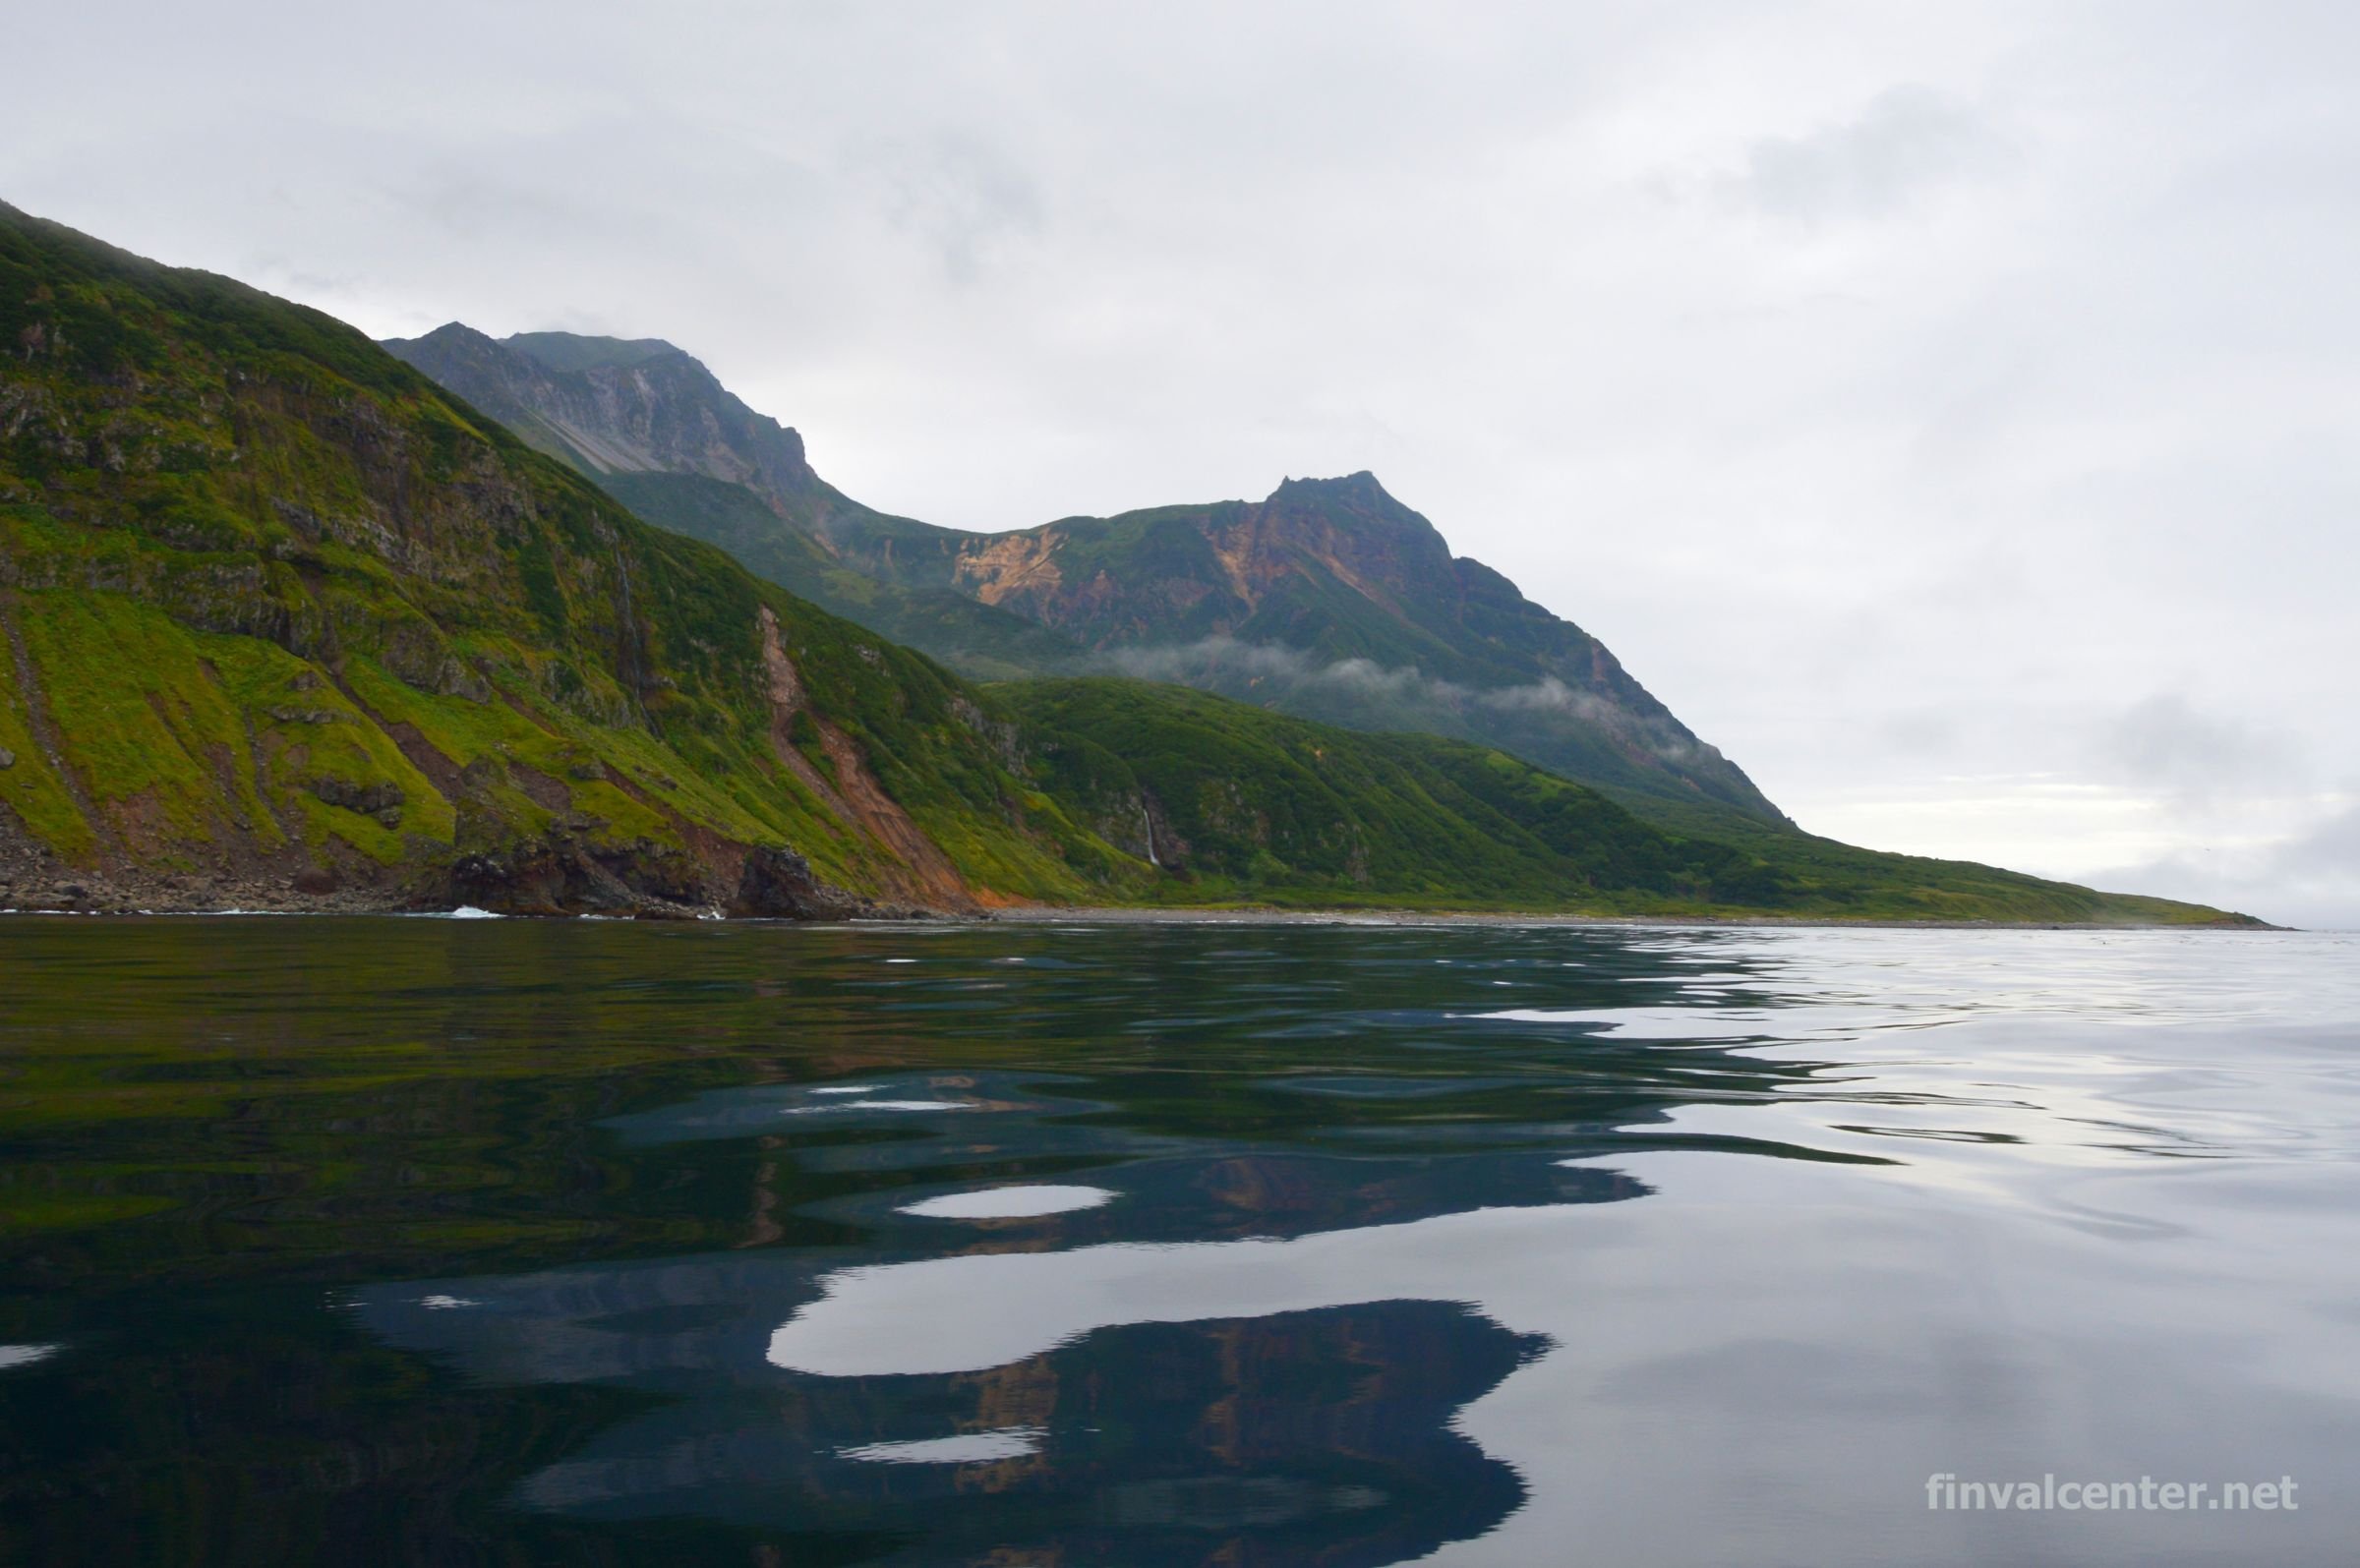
xmin=0 ymin=203 xmax=2255 ymax=924
xmin=384 ymin=327 xmax=1787 ymax=823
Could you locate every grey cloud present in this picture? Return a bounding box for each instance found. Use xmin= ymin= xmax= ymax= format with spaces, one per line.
xmin=3 ymin=1 xmax=2353 ymax=909
xmin=2094 ymin=693 xmax=2297 ymax=799
xmin=1718 ymin=86 xmax=2015 ymax=222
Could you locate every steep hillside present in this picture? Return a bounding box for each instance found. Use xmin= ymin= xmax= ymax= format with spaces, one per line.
xmin=383 ymin=324 xmax=1088 ymax=679
xmin=1002 ymin=680 xmax=2247 ymax=923
xmin=384 ymin=328 xmax=1783 ymax=823
xmin=379 ymin=323 xmax=847 ymax=521
xmin=594 ymin=471 xmax=1083 ymax=680
xmin=0 ymin=203 xmax=1133 ymax=915
xmin=914 ymin=473 xmax=1786 ymax=824
xmin=0 ymin=207 xmax=2254 ymax=925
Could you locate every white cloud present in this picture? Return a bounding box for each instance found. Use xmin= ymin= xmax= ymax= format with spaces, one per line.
xmin=2088 ymin=794 xmax=2360 ymax=930
xmin=1714 ymin=86 xmax=2018 ymax=223
xmin=4 ymin=0 xmax=2354 ymax=915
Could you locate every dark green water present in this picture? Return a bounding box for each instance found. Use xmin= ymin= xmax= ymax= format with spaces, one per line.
xmin=1 ymin=917 xmax=2354 ymax=1565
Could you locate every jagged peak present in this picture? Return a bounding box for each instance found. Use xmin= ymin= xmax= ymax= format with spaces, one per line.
xmin=502 ymin=330 xmax=687 ymax=374
xmin=1263 ymin=472 xmax=1444 ymax=549
xmin=384 ymin=320 xmax=499 ymax=352
xmin=1269 ymin=470 xmax=1394 ymax=503
xmin=380 ymin=325 xmax=693 ymax=377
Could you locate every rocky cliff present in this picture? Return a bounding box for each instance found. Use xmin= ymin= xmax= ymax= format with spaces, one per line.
xmin=388 ymin=329 xmax=1786 ymax=823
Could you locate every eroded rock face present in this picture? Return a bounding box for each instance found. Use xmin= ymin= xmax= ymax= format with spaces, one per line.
xmin=756 ymin=605 xmax=803 ymax=712
xmin=306 ymin=777 xmax=404 ymax=816
xmin=380 ymin=325 xmax=848 ymax=529
xmin=949 ymin=694 xmax=1025 ymax=774
xmin=730 ymin=846 xmax=870 ymax=920
xmin=433 ymin=825 xmax=902 ymax=921
xmin=445 ymin=837 xmax=713 ymax=918
xmin=753 ymin=606 xmax=979 ymax=913
xmin=953 ymin=530 xmax=1065 ymax=607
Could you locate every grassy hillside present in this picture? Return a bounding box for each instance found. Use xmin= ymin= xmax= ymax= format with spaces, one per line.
xmin=824 ymin=474 xmax=1795 ymax=826
xmin=1003 ymin=679 xmax=2251 ymax=923
xmin=0 ymin=204 xmax=2254 ymax=925
xmin=0 ymin=202 xmax=1132 ymax=914
xmin=1588 ymin=788 xmax=2234 ymax=925
xmin=384 ymin=329 xmax=1787 ymax=823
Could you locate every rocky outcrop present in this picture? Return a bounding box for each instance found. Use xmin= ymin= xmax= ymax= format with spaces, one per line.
xmin=730 ymin=845 xmax=875 ymax=920
xmin=382 ymin=325 xmax=856 ymax=534
xmin=306 ymin=777 xmax=404 ymax=822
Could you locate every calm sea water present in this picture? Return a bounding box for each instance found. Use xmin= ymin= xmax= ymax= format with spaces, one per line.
xmin=1 ymin=917 xmax=2354 ymax=1566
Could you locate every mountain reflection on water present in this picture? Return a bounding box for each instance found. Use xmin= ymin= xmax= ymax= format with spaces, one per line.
xmin=361 ymin=1073 xmax=1640 ymax=1562
xmin=3 ymin=918 xmax=2358 ymax=1565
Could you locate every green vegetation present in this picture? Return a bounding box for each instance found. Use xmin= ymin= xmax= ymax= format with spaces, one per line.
xmin=0 ymin=595 xmax=95 ymax=860
xmin=0 ymin=202 xmax=1119 ymax=911
xmin=1592 ymin=788 xmax=2241 ymax=926
xmin=1004 ymin=678 xmax=2247 ymax=923
xmin=652 ymin=456 xmax=1797 ymax=826
xmin=1009 ymin=677 xmax=1749 ymax=911
xmin=957 ymin=474 xmax=1793 ymax=823
xmin=382 ymin=322 xmax=1790 ymax=823
xmin=0 ymin=204 xmax=2251 ymax=924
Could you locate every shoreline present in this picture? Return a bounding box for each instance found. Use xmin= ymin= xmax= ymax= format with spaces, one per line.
xmin=0 ymin=900 xmax=2286 ymax=932
xmin=979 ymin=906 xmax=2287 ymax=932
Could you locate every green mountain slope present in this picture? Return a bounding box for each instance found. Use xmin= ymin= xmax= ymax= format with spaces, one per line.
xmin=0 ymin=204 xmax=2255 ymax=925
xmin=1002 ymin=680 xmax=2245 ymax=923
xmin=0 ymin=203 xmax=1133 ymax=915
xmin=382 ymin=328 xmax=1785 ymax=824
xmin=939 ymin=473 xmax=1787 ymax=824
xmin=383 ymin=323 xmax=1089 ymax=680
xmin=594 ymin=471 xmax=1084 ymax=680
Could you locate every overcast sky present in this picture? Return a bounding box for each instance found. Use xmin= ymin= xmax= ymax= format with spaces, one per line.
xmin=11 ymin=1 xmax=2356 ymax=924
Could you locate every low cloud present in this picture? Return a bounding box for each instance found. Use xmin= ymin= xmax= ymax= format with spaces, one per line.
xmin=1103 ymin=637 xmax=1707 ymax=762
xmin=1110 ymin=637 xmax=1432 ymax=699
